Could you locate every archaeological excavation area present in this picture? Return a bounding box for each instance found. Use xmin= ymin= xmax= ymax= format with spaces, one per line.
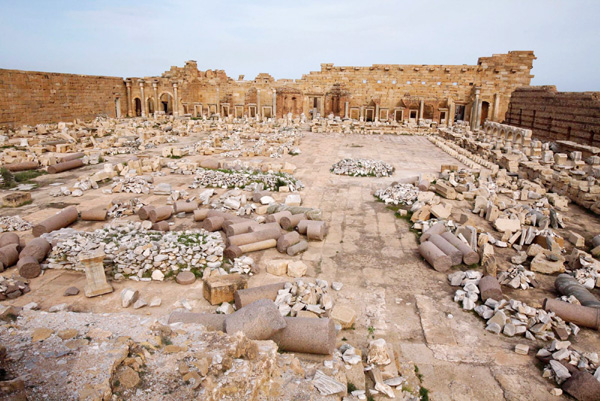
xmin=0 ymin=51 xmax=600 ymax=401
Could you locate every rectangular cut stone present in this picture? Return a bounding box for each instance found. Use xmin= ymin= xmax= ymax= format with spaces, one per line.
xmin=203 ymin=274 xmax=248 ymax=305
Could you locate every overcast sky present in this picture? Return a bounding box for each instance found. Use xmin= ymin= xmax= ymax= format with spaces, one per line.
xmin=1 ymin=0 xmax=598 ymax=91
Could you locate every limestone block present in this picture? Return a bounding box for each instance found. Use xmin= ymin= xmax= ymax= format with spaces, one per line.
xmin=203 ymin=274 xmax=248 ymax=305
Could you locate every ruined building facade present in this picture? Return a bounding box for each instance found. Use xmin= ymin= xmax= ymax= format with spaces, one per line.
xmin=505 ymin=86 xmax=600 ymax=148
xmin=125 ymin=51 xmax=535 ymax=129
xmin=0 ymin=51 xmax=535 ymax=130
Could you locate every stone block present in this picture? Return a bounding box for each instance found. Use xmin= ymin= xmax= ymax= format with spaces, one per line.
xmin=330 ymin=305 xmax=356 ymax=329
xmin=203 ymin=274 xmax=248 ymax=305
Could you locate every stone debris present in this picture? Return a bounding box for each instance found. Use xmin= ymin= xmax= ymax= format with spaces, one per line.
xmin=273 ymin=278 xmax=335 ymax=317
xmin=330 ymin=158 xmax=394 ymax=177
xmin=107 ymin=176 xmax=154 ymax=194
xmin=374 ymin=183 xmax=420 ymax=205
xmin=450 ymin=270 xmax=575 ymax=341
xmin=539 ymin=341 xmax=600 ymax=385
xmin=107 ymin=197 xmax=145 ymax=219
xmin=497 ymin=265 xmax=537 ymax=289
xmin=0 ymin=276 xmax=30 ymax=300
xmin=0 ymin=215 xmax=32 ymax=232
xmin=44 ymin=221 xmax=224 ymax=280
xmin=188 ymin=167 xmax=303 ymax=192
xmin=312 ymin=369 xmax=346 ymax=395
xmin=229 ymin=256 xmax=255 ymax=275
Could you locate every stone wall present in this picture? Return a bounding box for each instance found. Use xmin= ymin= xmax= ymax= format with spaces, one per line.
xmin=0 ymin=69 xmax=127 ymax=129
xmin=505 ymin=86 xmax=600 ymax=147
xmin=127 ymin=51 xmax=535 ymax=126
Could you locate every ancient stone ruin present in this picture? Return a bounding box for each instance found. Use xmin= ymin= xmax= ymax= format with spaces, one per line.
xmin=0 ymin=48 xmax=599 ymax=401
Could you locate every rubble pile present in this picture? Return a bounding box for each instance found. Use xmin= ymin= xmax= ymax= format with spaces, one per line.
xmin=273 ymin=278 xmax=335 ymax=318
xmin=0 ymin=276 xmax=30 ymax=300
xmin=209 ymin=189 xmax=256 ymax=216
xmin=107 ymin=198 xmax=146 ymax=219
xmin=330 ymin=158 xmax=395 ymax=177
xmin=374 ymin=183 xmax=420 ymax=205
xmin=0 ymin=215 xmax=32 ymax=232
xmin=44 ymin=222 xmax=224 ymax=280
xmin=229 ymin=256 xmax=255 ymax=275
xmin=497 ymin=265 xmax=537 ymax=289
xmin=189 ymin=168 xmax=303 ymax=191
xmin=107 ymin=176 xmax=154 ymax=194
xmin=539 ymin=342 xmax=600 ymax=384
xmin=449 ymin=271 xmax=576 ymax=341
xmin=310 ymin=116 xmax=438 ymax=136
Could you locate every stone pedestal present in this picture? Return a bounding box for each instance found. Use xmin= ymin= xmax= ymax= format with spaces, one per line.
xmin=80 ymin=249 xmax=113 ymax=298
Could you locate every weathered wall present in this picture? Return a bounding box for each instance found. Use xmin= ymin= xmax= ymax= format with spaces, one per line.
xmin=505 ymin=86 xmax=600 ymax=147
xmin=0 ymin=69 xmax=127 ymax=128
xmin=127 ymin=51 xmax=536 ymax=124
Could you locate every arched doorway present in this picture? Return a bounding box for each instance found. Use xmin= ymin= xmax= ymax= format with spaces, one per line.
xmin=134 ymin=98 xmax=142 ymax=117
xmin=147 ymin=97 xmax=155 ymax=115
xmin=480 ymin=101 xmax=490 ymax=125
xmin=159 ymin=93 xmax=173 ymax=115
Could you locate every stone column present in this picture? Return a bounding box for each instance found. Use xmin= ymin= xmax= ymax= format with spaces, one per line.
xmin=360 ymin=106 xmax=364 ymax=121
xmin=344 ymin=101 xmax=349 ymax=119
xmin=115 ymin=97 xmax=121 ymax=118
xmin=173 ymin=83 xmax=179 ymax=116
xmin=375 ymin=104 xmax=380 ymax=122
xmin=80 ymin=249 xmax=113 ymax=297
xmin=319 ymin=97 xmax=324 ymax=117
xmin=475 ymin=99 xmax=483 ymax=130
xmin=152 ymin=82 xmax=159 ymax=116
xmin=272 ymin=90 xmax=277 ymax=119
xmin=448 ymin=98 xmax=455 ymax=127
xmin=125 ymin=80 xmax=132 ymax=117
xmin=493 ymin=93 xmax=500 ymax=122
xmin=418 ymin=99 xmax=424 ymax=123
xmin=139 ymin=80 xmax=146 ymax=117
xmin=216 ymin=87 xmax=220 ymax=116
xmin=257 ymin=89 xmax=261 ymax=121
xmin=470 ymin=88 xmax=481 ymax=130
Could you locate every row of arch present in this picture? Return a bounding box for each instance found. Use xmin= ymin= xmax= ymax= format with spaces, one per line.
xmin=482 ymin=121 xmax=532 ymax=149
xmin=132 ymin=93 xmax=174 ymax=117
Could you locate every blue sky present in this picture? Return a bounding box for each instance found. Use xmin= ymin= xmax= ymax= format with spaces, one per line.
xmin=0 ymin=0 xmax=598 ymax=91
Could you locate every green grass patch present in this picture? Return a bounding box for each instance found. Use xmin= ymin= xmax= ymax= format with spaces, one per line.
xmin=13 ymin=169 xmax=46 ymax=182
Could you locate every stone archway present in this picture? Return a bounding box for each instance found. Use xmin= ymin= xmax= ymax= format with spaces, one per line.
xmin=147 ymin=97 xmax=155 ymax=115
xmin=159 ymin=92 xmax=173 ymax=115
xmin=134 ymin=98 xmax=142 ymax=117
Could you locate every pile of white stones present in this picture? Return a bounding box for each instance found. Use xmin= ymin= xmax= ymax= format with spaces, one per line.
xmin=572 ymin=257 xmax=600 ymax=289
xmin=538 ymin=341 xmax=600 ymax=384
xmin=449 ymin=270 xmax=575 ymax=341
xmin=189 ymin=168 xmax=303 ymax=191
xmin=497 ymin=265 xmax=537 ymax=289
xmin=44 ymin=222 xmax=224 ymax=280
xmin=274 ymin=278 xmax=335 ymax=317
xmin=374 ymin=183 xmax=420 ymax=205
xmin=229 ymin=256 xmax=255 ymax=275
xmin=107 ymin=176 xmax=154 ymax=194
xmin=0 ymin=215 xmax=31 ymax=232
xmin=330 ymin=158 xmax=394 ymax=177
xmin=49 ymin=177 xmax=99 ymax=197
xmin=107 ymin=198 xmax=145 ymax=219
xmin=210 ymin=189 xmax=256 ymax=216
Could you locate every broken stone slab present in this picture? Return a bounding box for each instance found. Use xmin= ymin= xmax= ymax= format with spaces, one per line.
xmin=530 ymin=252 xmax=565 ymax=274
xmin=494 ymin=218 xmax=521 ymax=233
xmin=312 ymin=369 xmax=346 ymax=396
xmin=203 ymin=274 xmax=248 ymax=305
xmin=478 ymin=275 xmax=503 ymax=302
xmin=287 ymin=261 xmax=307 ymax=278
xmin=223 ymin=299 xmax=287 ymax=340
xmin=419 ymin=241 xmax=451 ymax=272
xmin=32 ymin=206 xmax=78 ymax=237
xmin=121 ymin=288 xmax=139 ymax=308
xmin=330 ymin=304 xmax=356 ymax=329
